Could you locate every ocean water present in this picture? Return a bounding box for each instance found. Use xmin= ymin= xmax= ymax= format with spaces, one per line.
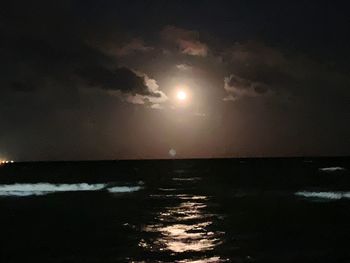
xmin=0 ymin=157 xmax=349 ymax=262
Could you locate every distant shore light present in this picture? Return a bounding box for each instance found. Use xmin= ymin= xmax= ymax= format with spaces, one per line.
xmin=0 ymin=160 xmax=14 ymax=165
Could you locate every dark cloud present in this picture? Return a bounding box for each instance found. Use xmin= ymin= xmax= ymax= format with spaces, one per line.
xmin=76 ymin=66 xmax=161 ymax=97
xmin=0 ymin=8 xmax=166 ymax=107
xmin=254 ymin=85 xmax=268 ymax=94
xmin=220 ymin=41 xmax=349 ymax=106
xmin=223 ymin=73 xmax=270 ymax=101
xmin=161 ymin=26 xmax=208 ymax=56
xmin=0 ymin=0 xmax=349 ymax=160
xmin=99 ymin=38 xmax=153 ymax=57
xmin=228 ymin=74 xmax=251 ymax=90
xmin=10 ymin=81 xmax=37 ymax=93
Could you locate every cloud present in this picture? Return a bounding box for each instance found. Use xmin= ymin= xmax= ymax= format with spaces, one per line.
xmin=178 ymin=39 xmax=208 ymax=56
xmin=100 ymin=38 xmax=153 ymax=57
xmin=161 ymin=26 xmax=208 ymax=56
xmin=150 ymin=103 xmax=163 ymax=110
xmin=1 ymin=0 xmax=349 ymax=160
xmin=222 ymin=94 xmax=236 ymax=102
xmin=223 ymin=73 xmax=270 ymax=101
xmin=76 ymin=66 xmax=168 ymax=106
xmin=0 ymin=6 xmax=166 ymax=108
xmin=222 ymin=42 xmax=294 ymax=93
xmin=143 ymin=75 xmax=160 ymax=93
xmin=77 ymin=66 xmax=157 ymax=96
xmin=222 ymin=41 xmax=350 ymax=107
xmin=130 ymin=72 xmax=168 ymax=106
xmin=10 ymin=81 xmax=37 ymax=93
xmin=146 ymin=91 xmax=168 ymax=104
xmin=226 ymin=42 xmax=286 ymax=68
xmin=176 ymin=64 xmax=192 ymax=71
xmin=221 ymin=41 xmax=336 ymax=103
xmin=125 ymin=90 xmax=168 ymax=107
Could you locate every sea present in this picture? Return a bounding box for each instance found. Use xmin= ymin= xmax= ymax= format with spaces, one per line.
xmin=0 ymin=157 xmax=349 ymax=263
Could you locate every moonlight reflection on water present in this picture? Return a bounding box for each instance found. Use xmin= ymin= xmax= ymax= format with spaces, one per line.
xmin=141 ymin=190 xmax=225 ymax=260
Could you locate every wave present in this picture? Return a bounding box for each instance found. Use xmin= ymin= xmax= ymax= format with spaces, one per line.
xmin=318 ymin=167 xmax=346 ymax=172
xmin=295 ymin=191 xmax=350 ymax=200
xmin=172 ymin=177 xmax=201 ymax=181
xmin=0 ymin=183 xmax=143 ymax=197
xmin=107 ymin=185 xmax=142 ymax=193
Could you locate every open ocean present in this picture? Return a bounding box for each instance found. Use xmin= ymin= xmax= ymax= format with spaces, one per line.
xmin=0 ymin=157 xmax=349 ymax=262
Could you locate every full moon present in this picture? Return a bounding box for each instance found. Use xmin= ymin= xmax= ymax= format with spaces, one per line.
xmin=176 ymin=90 xmax=187 ymax=101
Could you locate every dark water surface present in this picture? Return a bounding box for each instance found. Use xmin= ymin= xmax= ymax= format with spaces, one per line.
xmin=0 ymin=157 xmax=349 ymax=262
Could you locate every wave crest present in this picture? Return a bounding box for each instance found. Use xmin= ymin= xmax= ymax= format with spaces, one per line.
xmin=0 ymin=183 xmax=142 ymax=197
xmin=295 ymin=191 xmax=350 ymax=200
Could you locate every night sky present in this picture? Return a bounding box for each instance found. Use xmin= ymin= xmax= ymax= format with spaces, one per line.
xmin=1 ymin=0 xmax=349 ymax=161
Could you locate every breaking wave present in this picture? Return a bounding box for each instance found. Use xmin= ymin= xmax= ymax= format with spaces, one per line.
xmin=107 ymin=185 xmax=142 ymax=193
xmin=172 ymin=177 xmax=202 ymax=181
xmin=295 ymin=191 xmax=350 ymax=200
xmin=0 ymin=183 xmax=143 ymax=197
xmin=318 ymin=167 xmax=346 ymax=172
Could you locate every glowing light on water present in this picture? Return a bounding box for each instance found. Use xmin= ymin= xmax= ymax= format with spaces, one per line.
xmin=142 ymin=193 xmax=223 ymax=255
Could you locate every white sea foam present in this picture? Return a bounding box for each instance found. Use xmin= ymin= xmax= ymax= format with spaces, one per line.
xmin=0 ymin=183 xmax=142 ymax=197
xmin=107 ymin=185 xmax=142 ymax=193
xmin=172 ymin=177 xmax=201 ymax=181
xmin=295 ymin=191 xmax=350 ymax=200
xmin=178 ymin=256 xmax=225 ymax=263
xmin=318 ymin=167 xmax=346 ymax=172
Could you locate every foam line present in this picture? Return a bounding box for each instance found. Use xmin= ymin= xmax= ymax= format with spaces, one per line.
xmin=107 ymin=185 xmax=142 ymax=193
xmin=0 ymin=183 xmax=142 ymax=197
xmin=319 ymin=167 xmax=346 ymax=172
xmin=295 ymin=191 xmax=350 ymax=200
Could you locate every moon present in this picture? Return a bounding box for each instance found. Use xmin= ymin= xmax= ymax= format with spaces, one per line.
xmin=176 ymin=90 xmax=187 ymax=101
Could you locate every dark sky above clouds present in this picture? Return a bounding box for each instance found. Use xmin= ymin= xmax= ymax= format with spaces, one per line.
xmin=0 ymin=0 xmax=349 ymax=161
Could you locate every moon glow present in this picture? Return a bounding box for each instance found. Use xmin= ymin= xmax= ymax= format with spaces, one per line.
xmin=176 ymin=90 xmax=187 ymax=101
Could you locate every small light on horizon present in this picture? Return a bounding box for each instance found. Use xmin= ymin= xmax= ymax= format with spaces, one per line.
xmin=169 ymin=148 xmax=177 ymax=157
xmin=0 ymin=160 xmax=14 ymax=165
